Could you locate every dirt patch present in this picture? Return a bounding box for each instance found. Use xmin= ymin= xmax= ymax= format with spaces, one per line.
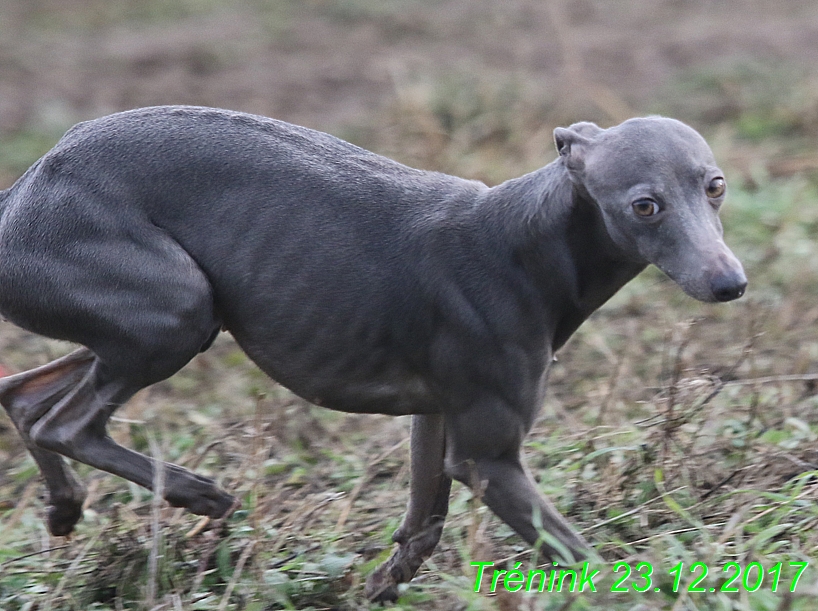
xmin=1 ymin=0 xmax=818 ymax=140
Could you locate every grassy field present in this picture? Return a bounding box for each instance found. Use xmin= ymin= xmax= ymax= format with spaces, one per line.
xmin=2 ymin=2 xmax=818 ymax=610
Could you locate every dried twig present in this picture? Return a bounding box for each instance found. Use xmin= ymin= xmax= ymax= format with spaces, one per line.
xmin=146 ymin=432 xmax=167 ymax=608
xmin=218 ymin=539 xmax=256 ymax=611
xmin=725 ymin=373 xmax=818 ymax=387
xmin=43 ymin=531 xmax=101 ymax=611
xmin=0 ymin=544 xmax=70 ymax=570
xmin=334 ymin=437 xmax=407 ymax=532
xmin=594 ymin=338 xmax=630 ymax=427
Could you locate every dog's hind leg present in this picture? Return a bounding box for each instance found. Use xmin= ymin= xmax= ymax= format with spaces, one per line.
xmin=0 ymin=349 xmax=95 ymax=535
xmin=0 ymin=220 xmax=235 ymax=534
xmin=26 ymin=355 xmax=237 ymax=521
xmin=366 ymin=414 xmax=452 ymax=602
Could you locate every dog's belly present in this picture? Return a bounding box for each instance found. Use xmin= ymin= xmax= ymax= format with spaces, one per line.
xmin=308 ymin=376 xmax=438 ymax=415
xmin=241 ymin=340 xmax=439 ymax=415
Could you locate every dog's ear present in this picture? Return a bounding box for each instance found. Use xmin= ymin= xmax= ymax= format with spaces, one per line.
xmin=553 ymin=122 xmax=602 ymax=179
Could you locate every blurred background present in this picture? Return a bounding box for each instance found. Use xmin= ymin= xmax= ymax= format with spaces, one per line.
xmin=1 ymin=1 xmax=818 ymax=610
xmin=3 ymin=0 xmax=818 ymax=184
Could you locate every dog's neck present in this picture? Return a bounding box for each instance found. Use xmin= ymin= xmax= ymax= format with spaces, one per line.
xmin=480 ymin=160 xmax=647 ymax=350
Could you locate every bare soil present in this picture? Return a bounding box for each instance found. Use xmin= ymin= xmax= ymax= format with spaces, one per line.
xmin=2 ymin=0 xmax=818 ymax=140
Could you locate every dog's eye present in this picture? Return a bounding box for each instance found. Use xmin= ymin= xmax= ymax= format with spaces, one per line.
xmin=706 ymin=177 xmax=726 ymax=198
xmin=632 ymin=199 xmax=659 ymax=217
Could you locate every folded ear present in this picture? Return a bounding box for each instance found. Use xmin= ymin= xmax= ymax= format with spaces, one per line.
xmin=553 ymin=122 xmax=602 ymax=179
xmin=565 ymin=121 xmax=604 ymax=140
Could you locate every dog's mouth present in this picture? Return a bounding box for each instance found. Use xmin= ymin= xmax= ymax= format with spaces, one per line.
xmin=650 ymin=236 xmax=747 ymax=304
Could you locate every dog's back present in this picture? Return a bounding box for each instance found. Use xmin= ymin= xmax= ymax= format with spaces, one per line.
xmin=0 ymin=106 xmax=491 ymax=412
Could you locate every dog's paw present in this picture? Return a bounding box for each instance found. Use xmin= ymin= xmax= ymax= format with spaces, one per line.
xmin=364 ymin=564 xmax=400 ymax=603
xmin=47 ymin=497 xmax=84 ymax=537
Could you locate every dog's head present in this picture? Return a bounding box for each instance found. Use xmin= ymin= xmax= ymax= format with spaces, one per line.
xmin=553 ymin=117 xmax=747 ymax=303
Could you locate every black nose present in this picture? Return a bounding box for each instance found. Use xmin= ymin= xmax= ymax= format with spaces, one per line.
xmin=711 ymin=272 xmax=748 ymax=302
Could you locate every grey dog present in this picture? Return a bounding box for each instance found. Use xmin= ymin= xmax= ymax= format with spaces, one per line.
xmin=0 ymin=106 xmax=745 ymax=599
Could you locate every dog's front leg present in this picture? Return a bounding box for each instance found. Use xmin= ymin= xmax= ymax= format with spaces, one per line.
xmin=456 ymin=455 xmax=590 ymax=562
xmin=365 ymin=414 xmax=452 ymax=602
xmin=444 ymin=401 xmax=592 ymax=565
